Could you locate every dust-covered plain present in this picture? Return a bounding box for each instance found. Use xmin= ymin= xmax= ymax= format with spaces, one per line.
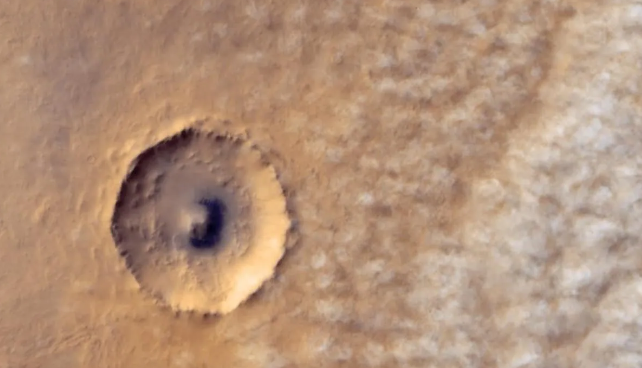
xmin=1 ymin=1 xmax=642 ymax=367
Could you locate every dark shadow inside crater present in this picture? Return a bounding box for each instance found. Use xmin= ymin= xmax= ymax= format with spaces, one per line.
xmin=189 ymin=198 xmax=227 ymax=249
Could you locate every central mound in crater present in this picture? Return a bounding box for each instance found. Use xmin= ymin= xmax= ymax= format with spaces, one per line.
xmin=189 ymin=198 xmax=227 ymax=250
xmin=110 ymin=128 xmax=291 ymax=315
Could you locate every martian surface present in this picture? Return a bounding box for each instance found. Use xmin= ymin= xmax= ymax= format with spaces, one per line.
xmin=1 ymin=0 xmax=642 ymax=367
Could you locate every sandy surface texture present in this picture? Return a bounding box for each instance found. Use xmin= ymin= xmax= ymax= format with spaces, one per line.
xmin=1 ymin=0 xmax=641 ymax=367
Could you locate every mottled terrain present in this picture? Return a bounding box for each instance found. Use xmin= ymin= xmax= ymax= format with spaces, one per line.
xmin=0 ymin=1 xmax=641 ymax=367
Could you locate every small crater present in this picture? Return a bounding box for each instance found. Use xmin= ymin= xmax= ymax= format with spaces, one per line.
xmin=110 ymin=127 xmax=291 ymax=315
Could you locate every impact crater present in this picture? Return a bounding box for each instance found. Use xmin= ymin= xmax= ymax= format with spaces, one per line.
xmin=111 ymin=128 xmax=291 ymax=315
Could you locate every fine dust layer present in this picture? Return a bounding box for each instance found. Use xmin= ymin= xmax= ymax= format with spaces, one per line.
xmin=2 ymin=0 xmax=642 ymax=367
xmin=111 ymin=129 xmax=291 ymax=314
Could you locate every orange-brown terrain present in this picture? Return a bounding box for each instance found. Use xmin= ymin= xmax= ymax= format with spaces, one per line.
xmin=1 ymin=1 xmax=641 ymax=367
